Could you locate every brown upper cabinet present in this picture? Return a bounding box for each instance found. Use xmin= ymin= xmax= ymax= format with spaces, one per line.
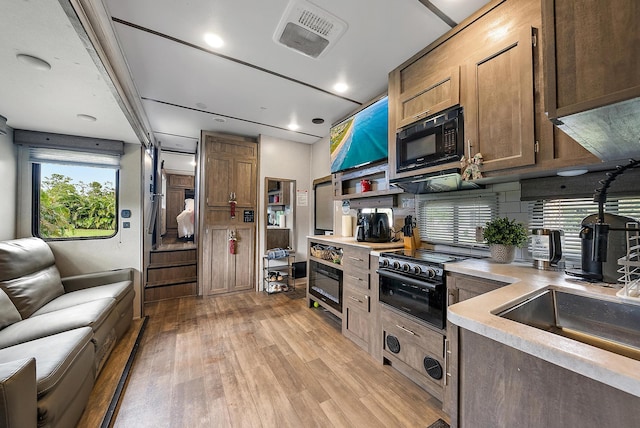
xmin=204 ymin=133 xmax=258 ymax=208
xmin=542 ymin=0 xmax=640 ymax=161
xmin=388 ymin=0 xmax=602 ymax=182
xmin=393 ymin=65 xmax=460 ymax=130
xmin=463 ymin=26 xmax=535 ymax=173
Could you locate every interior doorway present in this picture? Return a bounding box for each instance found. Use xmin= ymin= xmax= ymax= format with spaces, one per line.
xmin=157 ymin=150 xmax=197 ymax=248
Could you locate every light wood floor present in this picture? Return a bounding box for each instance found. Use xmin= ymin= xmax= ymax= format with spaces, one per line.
xmin=111 ymin=291 xmax=449 ymax=427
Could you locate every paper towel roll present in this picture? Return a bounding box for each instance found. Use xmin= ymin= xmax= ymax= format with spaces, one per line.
xmin=341 ymin=216 xmax=352 ymax=237
xmin=278 ymin=214 xmax=286 ymax=228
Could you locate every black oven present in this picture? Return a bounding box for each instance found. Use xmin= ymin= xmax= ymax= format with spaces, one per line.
xmin=396 ymin=106 xmax=464 ymax=174
xmin=309 ymin=260 xmax=342 ymax=312
xmin=378 ymin=268 xmax=446 ymax=329
xmin=378 ymin=249 xmax=468 ymax=330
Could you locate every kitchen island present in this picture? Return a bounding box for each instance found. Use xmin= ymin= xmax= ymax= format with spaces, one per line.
xmin=445 ymin=259 xmax=640 ymax=427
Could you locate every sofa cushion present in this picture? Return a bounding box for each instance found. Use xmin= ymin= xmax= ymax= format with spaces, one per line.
xmin=0 ymin=327 xmax=94 ymax=395
xmin=0 ymin=265 xmax=64 ymax=319
xmin=0 ymin=237 xmax=56 ymax=281
xmin=0 ymin=298 xmax=115 ymax=349
xmin=34 ymin=281 xmax=133 ymax=314
xmin=0 ymin=289 xmax=21 ymax=330
xmin=0 ymin=327 xmax=95 ymax=428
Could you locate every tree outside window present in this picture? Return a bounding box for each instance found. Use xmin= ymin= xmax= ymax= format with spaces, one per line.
xmin=35 ymin=163 xmax=118 ymax=239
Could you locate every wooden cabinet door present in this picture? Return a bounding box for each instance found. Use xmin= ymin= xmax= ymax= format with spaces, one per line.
xmin=206 ymin=154 xmax=232 ymax=207
xmin=230 ymin=226 xmax=255 ymax=292
xmin=444 ymin=273 xmax=508 ymax=427
xmin=204 ymin=134 xmax=257 ymax=208
xmin=395 ymin=65 xmax=460 ymax=129
xmin=202 ymin=226 xmax=230 ymax=295
xmin=464 ymin=27 xmax=536 ymax=172
xmin=543 ymin=0 xmax=640 ymax=119
xmin=233 ymin=158 xmax=257 ymax=207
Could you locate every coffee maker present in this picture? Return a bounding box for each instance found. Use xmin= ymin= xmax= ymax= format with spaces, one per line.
xmin=356 ymin=212 xmax=391 ymax=243
xmin=572 ymin=213 xmax=636 ymax=283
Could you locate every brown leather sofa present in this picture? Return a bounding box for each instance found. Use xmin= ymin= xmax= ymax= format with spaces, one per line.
xmin=0 ymin=237 xmax=134 ymax=428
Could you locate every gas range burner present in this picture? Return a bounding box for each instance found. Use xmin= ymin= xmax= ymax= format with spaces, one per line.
xmin=380 ymin=249 xmax=468 ymax=266
xmin=378 ymin=249 xmax=469 ymax=280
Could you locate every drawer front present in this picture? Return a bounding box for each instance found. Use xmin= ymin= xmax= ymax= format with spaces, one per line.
xmin=343 ymin=266 xmax=369 ymax=290
xmin=344 ymin=288 xmax=370 ymax=312
xmin=381 ymin=307 xmax=445 ymax=392
xmin=381 ymin=306 xmax=444 ymax=358
xmin=342 ymin=247 xmax=370 ymax=271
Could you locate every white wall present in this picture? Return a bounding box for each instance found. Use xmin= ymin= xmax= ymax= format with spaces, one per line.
xmin=0 ymin=127 xmax=16 ymax=240
xmin=16 ymin=143 xmax=144 ymax=318
xmin=258 ymin=135 xmax=312 ymax=288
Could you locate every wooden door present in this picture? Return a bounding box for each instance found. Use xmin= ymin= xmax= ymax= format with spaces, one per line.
xmin=465 ymin=26 xmax=536 ymax=172
xmin=202 ymin=226 xmax=230 ymax=295
xmin=230 ymin=226 xmax=255 ymax=292
xmin=165 ymin=188 xmax=184 ymax=234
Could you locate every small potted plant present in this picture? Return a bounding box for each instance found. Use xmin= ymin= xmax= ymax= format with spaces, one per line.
xmin=483 ymin=216 xmax=528 ymax=263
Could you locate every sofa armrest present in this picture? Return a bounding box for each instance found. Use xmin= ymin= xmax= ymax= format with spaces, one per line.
xmin=61 ymin=268 xmax=133 ymax=293
xmin=0 ymin=358 xmax=37 ymax=428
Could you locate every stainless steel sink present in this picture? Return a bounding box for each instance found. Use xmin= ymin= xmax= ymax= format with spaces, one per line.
xmin=497 ymin=288 xmax=640 ymax=360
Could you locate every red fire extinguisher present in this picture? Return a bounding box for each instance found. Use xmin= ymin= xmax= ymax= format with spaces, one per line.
xmin=229 ymin=230 xmax=237 ymax=255
xmin=229 ymin=192 xmax=237 ymax=218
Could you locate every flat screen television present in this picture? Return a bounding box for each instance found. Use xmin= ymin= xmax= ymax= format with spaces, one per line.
xmin=330 ymin=95 xmax=388 ymax=174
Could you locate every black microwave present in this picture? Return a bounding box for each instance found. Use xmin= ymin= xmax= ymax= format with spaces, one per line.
xmin=396 ymin=106 xmax=464 ymax=173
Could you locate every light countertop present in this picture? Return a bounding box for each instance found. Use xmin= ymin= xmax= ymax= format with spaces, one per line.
xmin=446 ymin=258 xmax=640 ymax=397
xmin=308 ymin=235 xmax=404 ymax=252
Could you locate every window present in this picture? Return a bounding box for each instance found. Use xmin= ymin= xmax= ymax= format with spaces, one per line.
xmin=417 ymin=194 xmax=498 ymax=246
xmin=31 ymin=148 xmax=119 ymax=240
xmin=528 ymin=197 xmax=640 ymax=262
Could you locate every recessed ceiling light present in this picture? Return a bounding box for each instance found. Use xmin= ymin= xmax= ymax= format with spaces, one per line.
xmin=214 ymin=117 xmax=226 ymax=123
xmin=312 ymin=118 xmax=325 ymax=124
xmin=557 ymin=169 xmax=588 ymax=177
xmin=288 ymin=123 xmax=300 ymax=131
xmin=77 ymin=114 xmax=97 ymax=122
xmin=333 ymin=82 xmax=348 ymax=93
xmin=204 ymin=33 xmax=224 ymax=49
xmin=196 ymin=102 xmax=207 ymax=109
xmin=16 ymin=53 xmax=51 ymax=71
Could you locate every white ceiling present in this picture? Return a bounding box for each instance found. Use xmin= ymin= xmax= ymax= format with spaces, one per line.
xmin=1 ymin=0 xmax=491 ymax=153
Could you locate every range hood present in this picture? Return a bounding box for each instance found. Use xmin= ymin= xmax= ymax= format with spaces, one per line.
xmin=553 ymin=98 xmax=640 ymax=162
xmin=390 ymin=169 xmax=483 ymax=194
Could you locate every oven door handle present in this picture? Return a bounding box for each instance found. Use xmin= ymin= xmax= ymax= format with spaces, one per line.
xmin=377 ymin=269 xmax=437 ymax=290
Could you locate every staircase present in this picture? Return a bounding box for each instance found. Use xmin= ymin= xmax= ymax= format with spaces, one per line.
xmin=145 ymin=247 xmax=197 ymax=302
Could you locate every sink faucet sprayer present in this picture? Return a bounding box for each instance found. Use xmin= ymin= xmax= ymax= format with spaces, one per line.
xmin=592 ymin=159 xmax=640 ymax=262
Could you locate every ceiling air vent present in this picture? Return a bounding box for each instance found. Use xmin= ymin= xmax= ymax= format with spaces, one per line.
xmin=273 ymin=0 xmax=348 ymax=59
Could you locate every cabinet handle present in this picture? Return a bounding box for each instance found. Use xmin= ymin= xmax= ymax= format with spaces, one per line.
xmin=347 ymin=274 xmax=364 ymax=282
xmin=414 ymin=108 xmax=431 ymax=119
xmin=349 ymin=296 xmax=363 ymax=303
xmin=444 ymin=338 xmax=451 ymax=386
xmin=348 ymin=256 xmax=364 ymax=262
xmin=396 ymin=324 xmax=416 ymax=335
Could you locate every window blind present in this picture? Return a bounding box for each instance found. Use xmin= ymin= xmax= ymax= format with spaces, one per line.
xmin=528 ymin=197 xmax=640 ymax=261
xmin=417 ymin=193 xmax=499 ymax=246
xmin=29 ymin=147 xmax=120 ymax=168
